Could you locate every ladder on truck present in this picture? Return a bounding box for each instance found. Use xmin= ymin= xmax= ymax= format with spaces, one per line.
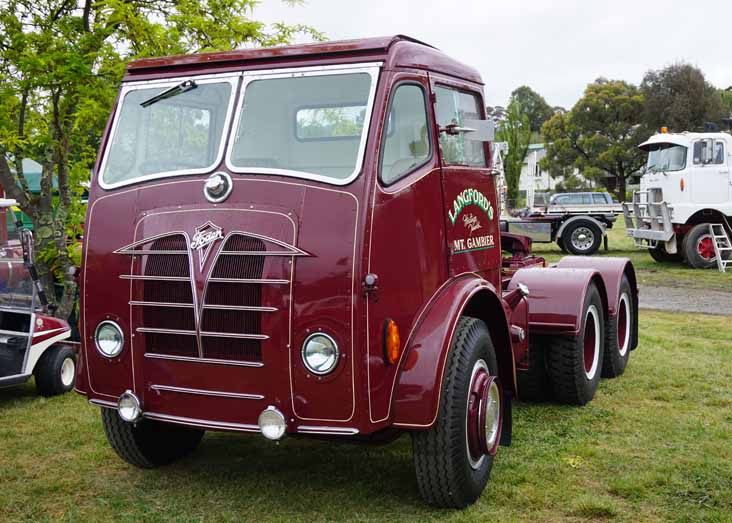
xmin=709 ymin=223 xmax=732 ymax=272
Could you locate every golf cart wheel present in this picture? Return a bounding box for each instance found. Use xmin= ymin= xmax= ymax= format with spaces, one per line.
xmin=602 ymin=275 xmax=634 ymax=378
xmin=563 ymin=219 xmax=602 ymax=255
xmin=648 ymin=244 xmax=681 ymax=263
xmin=546 ymin=283 xmax=604 ymax=405
xmin=412 ymin=317 xmax=502 ymax=508
xmin=101 ymin=408 xmax=204 ymax=468
xmin=34 ymin=344 xmax=76 ymax=397
xmin=516 ymin=336 xmax=552 ymax=402
xmin=684 ymin=223 xmax=717 ymax=269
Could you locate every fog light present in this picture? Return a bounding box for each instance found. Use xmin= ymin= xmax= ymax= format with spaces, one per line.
xmin=117 ymin=390 xmax=142 ymax=423
xmin=301 ymin=333 xmax=339 ymax=375
xmin=258 ymin=406 xmax=286 ymax=441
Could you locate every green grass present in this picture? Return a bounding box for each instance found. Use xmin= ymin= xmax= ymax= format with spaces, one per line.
xmin=1 ymin=311 xmax=731 ymax=522
xmin=531 ymin=219 xmax=732 ymax=292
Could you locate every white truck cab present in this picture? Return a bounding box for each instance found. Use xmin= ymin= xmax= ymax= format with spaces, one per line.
xmin=623 ymin=130 xmax=732 ymax=268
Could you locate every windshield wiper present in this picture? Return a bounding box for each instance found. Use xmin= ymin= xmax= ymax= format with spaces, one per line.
xmin=140 ymin=80 xmax=197 ymax=108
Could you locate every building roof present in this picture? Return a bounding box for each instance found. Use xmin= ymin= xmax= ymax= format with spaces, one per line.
xmin=124 ymin=35 xmax=483 ymax=85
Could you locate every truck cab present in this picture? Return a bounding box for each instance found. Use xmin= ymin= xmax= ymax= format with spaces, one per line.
xmin=77 ymin=35 xmax=639 ymax=508
xmin=623 ymin=130 xmax=732 ymax=268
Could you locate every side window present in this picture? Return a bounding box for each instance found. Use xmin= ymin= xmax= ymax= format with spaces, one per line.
xmin=693 ymin=140 xmax=726 ymax=165
xmin=581 ymin=194 xmax=592 ymax=204
xmin=380 ymin=84 xmax=431 ymax=185
xmin=434 ymin=86 xmax=486 ymax=167
xmin=592 ymin=194 xmax=606 ymax=204
xmin=714 ymin=141 xmax=725 ymax=164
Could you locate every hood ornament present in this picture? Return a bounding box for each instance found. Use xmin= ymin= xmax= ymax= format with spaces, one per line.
xmin=191 ymin=221 xmax=224 ymax=270
xmin=204 ymin=171 xmax=232 ymax=203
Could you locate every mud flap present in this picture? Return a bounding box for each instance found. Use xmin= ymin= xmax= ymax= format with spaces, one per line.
xmin=500 ymin=390 xmax=512 ymax=447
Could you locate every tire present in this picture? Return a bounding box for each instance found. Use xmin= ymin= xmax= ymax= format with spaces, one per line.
xmin=412 ymin=317 xmax=502 ymax=508
xmin=602 ymin=276 xmax=633 ymax=378
xmin=684 ymin=223 xmax=717 ymax=269
xmin=546 ymin=284 xmax=604 ymax=405
xmin=556 ymin=236 xmax=569 ymax=254
xmin=516 ymin=336 xmax=552 ymax=402
xmin=562 ymin=220 xmax=602 ymax=255
xmin=648 ymin=244 xmax=681 ymax=263
xmin=34 ymin=344 xmax=76 ymax=397
xmin=101 ymin=408 xmax=204 ymax=468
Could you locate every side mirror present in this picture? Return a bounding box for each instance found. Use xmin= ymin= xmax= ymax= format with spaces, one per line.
xmin=703 ymin=138 xmax=714 ymax=164
xmin=439 ymin=119 xmax=495 ymax=142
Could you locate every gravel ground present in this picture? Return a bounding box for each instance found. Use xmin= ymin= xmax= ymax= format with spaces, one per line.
xmin=639 ymin=285 xmax=732 ymax=316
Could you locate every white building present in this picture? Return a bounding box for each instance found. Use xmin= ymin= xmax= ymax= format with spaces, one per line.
xmin=518 ymin=143 xmax=595 ymax=206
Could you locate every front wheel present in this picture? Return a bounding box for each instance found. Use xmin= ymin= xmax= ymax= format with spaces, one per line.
xmin=412 ymin=317 xmax=503 ymax=508
xmin=684 ymin=223 xmax=717 ymax=269
xmin=34 ymin=344 xmax=76 ymax=397
xmin=563 ymin=220 xmax=602 ymax=255
xmin=648 ymin=244 xmax=681 ymax=263
xmin=101 ymin=408 xmax=204 ymax=468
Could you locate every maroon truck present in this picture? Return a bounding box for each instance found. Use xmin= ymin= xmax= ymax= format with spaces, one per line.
xmin=76 ymin=35 xmax=639 ymax=508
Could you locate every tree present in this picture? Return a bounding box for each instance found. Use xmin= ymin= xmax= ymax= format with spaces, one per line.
xmin=497 ymin=102 xmax=531 ymax=206
xmin=641 ymin=63 xmax=723 ymax=132
xmin=0 ymin=1 xmax=321 ymax=318
xmin=510 ymin=85 xmax=554 ymax=134
xmin=541 ymin=79 xmax=648 ymax=201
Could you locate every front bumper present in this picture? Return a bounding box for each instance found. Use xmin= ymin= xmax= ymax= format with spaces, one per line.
xmin=622 ymin=194 xmax=676 ymax=249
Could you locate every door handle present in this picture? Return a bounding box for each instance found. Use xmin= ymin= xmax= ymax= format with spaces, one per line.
xmin=720 ymin=169 xmax=730 ymax=174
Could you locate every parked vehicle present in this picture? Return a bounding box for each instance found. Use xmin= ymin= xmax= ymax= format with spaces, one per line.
xmin=76 ymin=35 xmax=639 ymax=508
xmin=623 ymin=129 xmax=732 ymax=268
xmin=549 ymin=191 xmax=618 ymax=207
xmin=0 ymin=200 xmax=75 ymax=396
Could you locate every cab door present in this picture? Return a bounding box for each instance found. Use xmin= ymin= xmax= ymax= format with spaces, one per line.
xmin=431 ymin=76 xmax=500 ymax=290
xmin=691 ymin=138 xmax=730 ymax=204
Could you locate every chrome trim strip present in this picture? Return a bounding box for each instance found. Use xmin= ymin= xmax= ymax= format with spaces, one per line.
xmin=199 ymin=331 xmax=269 ymax=340
xmin=120 ymin=275 xmax=190 ymax=282
xmin=143 ymin=411 xmax=260 ymax=433
xmin=144 ymin=352 xmax=264 ymax=367
xmin=89 ymin=398 xmax=118 ymax=409
xmin=114 ymin=231 xmax=188 ymax=254
xmin=208 ymin=277 xmax=288 ymax=284
xmin=296 ymin=425 xmax=359 ymax=435
xmin=129 ymin=301 xmax=194 ymax=308
xmin=220 ymin=251 xmax=303 ymax=256
xmin=202 ymin=304 xmax=277 ymax=312
xmin=137 ymin=327 xmax=196 ymax=336
xmin=150 ymin=384 xmax=264 ymax=400
xmin=117 ymin=250 xmax=187 ymax=255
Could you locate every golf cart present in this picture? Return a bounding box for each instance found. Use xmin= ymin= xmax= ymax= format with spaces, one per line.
xmin=0 ymin=198 xmax=75 ymax=396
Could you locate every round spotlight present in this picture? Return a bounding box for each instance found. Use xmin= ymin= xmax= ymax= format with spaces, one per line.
xmin=258 ymin=406 xmax=286 ymax=441
xmin=301 ymin=333 xmax=339 ymax=375
xmin=95 ymin=320 xmax=124 ymax=358
xmin=117 ymin=390 xmax=142 ymax=423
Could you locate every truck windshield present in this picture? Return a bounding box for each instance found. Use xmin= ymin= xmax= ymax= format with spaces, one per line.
xmin=99 ymin=78 xmax=236 ymax=188
xmin=227 ymin=67 xmax=378 ymax=184
xmin=646 ymin=143 xmax=687 ymax=173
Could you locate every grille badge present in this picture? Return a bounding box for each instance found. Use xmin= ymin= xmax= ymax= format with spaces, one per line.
xmin=191 ymin=221 xmax=224 ymax=270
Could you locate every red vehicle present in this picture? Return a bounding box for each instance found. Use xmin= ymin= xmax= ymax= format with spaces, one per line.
xmin=76 ymin=36 xmax=639 ymax=508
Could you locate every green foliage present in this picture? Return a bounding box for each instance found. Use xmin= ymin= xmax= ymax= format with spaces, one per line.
xmin=641 ymin=63 xmax=723 ymax=132
xmin=0 ymin=0 xmax=320 ymax=317
xmin=497 ymin=102 xmax=531 ymax=204
xmin=510 ymin=85 xmax=554 ymax=134
xmin=541 ymin=79 xmax=648 ymax=201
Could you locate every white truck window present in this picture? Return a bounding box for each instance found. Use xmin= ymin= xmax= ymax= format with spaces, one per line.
xmin=380 ymin=84 xmax=431 ymax=185
xmin=647 ymin=143 xmax=687 ymax=172
xmin=693 ymin=140 xmax=725 ymax=165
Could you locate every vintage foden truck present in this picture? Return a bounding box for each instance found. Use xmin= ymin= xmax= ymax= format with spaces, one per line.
xmin=76 ymin=35 xmax=639 ymax=508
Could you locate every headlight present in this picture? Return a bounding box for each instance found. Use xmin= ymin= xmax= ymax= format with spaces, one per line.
xmin=95 ymin=321 xmax=124 ymax=358
xmin=301 ymin=333 xmax=339 ymax=375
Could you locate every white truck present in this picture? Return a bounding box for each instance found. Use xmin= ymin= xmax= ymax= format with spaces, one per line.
xmin=623 ymin=130 xmax=732 ymax=269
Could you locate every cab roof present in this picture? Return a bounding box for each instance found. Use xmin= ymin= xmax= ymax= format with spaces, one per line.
xmin=124 ymin=35 xmax=483 ymax=85
xmin=639 ymin=131 xmax=732 ymax=150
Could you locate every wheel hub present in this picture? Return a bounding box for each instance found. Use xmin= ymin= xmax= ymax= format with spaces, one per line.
xmin=60 ymin=357 xmax=75 ymax=387
xmin=697 ymin=235 xmax=716 ymax=261
xmin=571 ymin=227 xmax=594 ymax=251
xmin=466 ymin=360 xmax=502 ymax=470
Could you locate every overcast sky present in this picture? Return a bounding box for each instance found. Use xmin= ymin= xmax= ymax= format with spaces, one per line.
xmin=254 ymin=0 xmax=732 ymax=109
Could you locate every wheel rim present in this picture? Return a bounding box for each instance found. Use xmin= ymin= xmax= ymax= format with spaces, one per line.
xmin=696 ymin=234 xmax=716 ymax=261
xmin=571 ymin=226 xmax=595 ymax=252
xmin=617 ymin=293 xmax=631 ymax=357
xmin=466 ymin=360 xmax=501 ymax=470
xmin=583 ymin=305 xmax=600 ymax=380
xmin=60 ymin=357 xmax=75 ymax=387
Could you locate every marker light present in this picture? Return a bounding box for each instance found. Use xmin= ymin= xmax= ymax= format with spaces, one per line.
xmin=384 ymin=319 xmax=401 ymax=364
xmin=661 ymin=126 xmax=668 ymax=134
xmin=302 ymin=333 xmax=339 ymax=375
xmin=680 ymin=178 xmax=685 ymax=192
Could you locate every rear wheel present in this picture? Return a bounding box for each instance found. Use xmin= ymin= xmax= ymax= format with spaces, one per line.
xmin=546 ymin=284 xmax=604 ymax=405
xmin=648 ymin=244 xmax=681 ymax=263
xmin=684 ymin=224 xmax=717 ymax=269
xmin=602 ymin=275 xmax=634 ymax=378
xmin=101 ymin=408 xmax=204 ymax=468
xmin=563 ymin=220 xmax=602 ymax=255
xmin=412 ymin=317 xmax=502 ymax=508
xmin=34 ymin=344 xmax=76 ymax=397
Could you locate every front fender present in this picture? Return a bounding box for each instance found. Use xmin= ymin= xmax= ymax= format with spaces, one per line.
xmin=392 ymin=275 xmax=508 ymax=428
xmin=556 ymin=256 xmax=639 ymax=349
